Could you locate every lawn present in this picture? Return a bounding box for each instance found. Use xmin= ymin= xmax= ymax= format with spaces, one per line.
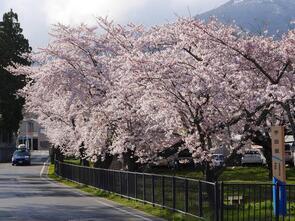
xmin=151 ymin=166 xmax=295 ymax=184
xmin=64 ymin=159 xmax=81 ymax=166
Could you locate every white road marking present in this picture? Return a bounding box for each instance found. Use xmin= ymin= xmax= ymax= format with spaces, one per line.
xmin=41 ymin=165 xmax=155 ymax=221
xmin=92 ymin=198 xmax=154 ymax=221
xmin=40 ymin=158 xmax=49 ymax=176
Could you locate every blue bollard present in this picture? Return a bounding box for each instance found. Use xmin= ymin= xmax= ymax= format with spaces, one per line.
xmin=273 ymin=177 xmax=286 ymax=216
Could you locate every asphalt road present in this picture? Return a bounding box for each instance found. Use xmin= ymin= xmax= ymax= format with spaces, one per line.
xmin=0 ymin=151 xmax=164 ymax=221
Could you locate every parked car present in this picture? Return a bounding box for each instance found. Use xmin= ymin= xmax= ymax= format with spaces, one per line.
xmin=241 ymin=150 xmax=266 ymax=166
xmin=12 ymin=149 xmax=31 ymax=166
xmin=152 ymin=155 xmax=177 ymax=168
xmin=212 ymin=154 xmax=225 ymax=167
xmin=285 ymin=144 xmax=294 ymax=166
xmin=152 ymin=149 xmax=194 ymax=169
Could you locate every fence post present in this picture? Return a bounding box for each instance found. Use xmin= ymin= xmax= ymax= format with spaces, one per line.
xmin=92 ymin=168 xmax=95 ymax=187
xmin=185 ymin=179 xmax=189 ymax=213
xmin=98 ymin=169 xmax=100 ymax=188
xmin=199 ymin=181 xmax=203 ymax=217
xmin=214 ymin=181 xmax=220 ymax=221
xmin=172 ymin=176 xmax=176 ymax=211
xmin=78 ymin=164 xmax=80 ymax=182
xmin=59 ymin=161 xmax=62 ymax=177
xmin=54 ymin=160 xmax=57 ymax=175
xmin=162 ymin=176 xmax=165 ymax=208
xmin=72 ymin=164 xmax=74 ymax=181
xmin=120 ymin=171 xmax=123 ymax=196
xmin=152 ymin=175 xmax=155 ymax=206
xmin=127 ymin=172 xmax=129 ymax=197
xmin=107 ymin=170 xmax=110 ymax=192
xmin=88 ymin=167 xmax=91 ymax=186
xmin=275 ymin=182 xmax=280 ymax=221
xmin=113 ymin=171 xmax=115 ymax=192
xmin=220 ymin=182 xmax=224 ymax=221
xmin=143 ymin=173 xmax=146 ymax=203
xmin=135 ymin=173 xmax=137 ymax=199
xmin=94 ymin=168 xmax=96 ymax=188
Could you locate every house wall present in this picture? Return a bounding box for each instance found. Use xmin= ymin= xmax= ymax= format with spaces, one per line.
xmin=18 ymin=118 xmax=50 ymax=150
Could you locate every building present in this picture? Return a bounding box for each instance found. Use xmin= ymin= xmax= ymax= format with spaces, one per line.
xmin=0 ymin=128 xmax=16 ymax=162
xmin=17 ymin=117 xmax=50 ymax=150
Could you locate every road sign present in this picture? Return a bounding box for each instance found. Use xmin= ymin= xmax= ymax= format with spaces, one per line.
xmin=271 ymin=126 xmax=286 ymax=216
xmin=271 ymin=126 xmax=286 ymax=182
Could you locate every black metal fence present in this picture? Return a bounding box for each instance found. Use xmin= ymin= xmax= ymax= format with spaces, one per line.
xmin=222 ymin=183 xmax=295 ymax=221
xmin=54 ymin=161 xmax=295 ymax=221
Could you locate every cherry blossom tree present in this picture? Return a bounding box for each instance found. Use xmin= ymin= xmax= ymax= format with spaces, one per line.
xmin=128 ymin=18 xmax=295 ymax=179
xmin=10 ymin=17 xmax=295 ymax=180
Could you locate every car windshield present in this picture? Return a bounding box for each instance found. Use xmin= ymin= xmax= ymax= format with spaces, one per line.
xmin=14 ymin=150 xmax=29 ymax=156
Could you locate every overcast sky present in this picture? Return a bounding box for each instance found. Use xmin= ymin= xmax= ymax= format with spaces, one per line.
xmin=0 ymin=0 xmax=228 ymax=50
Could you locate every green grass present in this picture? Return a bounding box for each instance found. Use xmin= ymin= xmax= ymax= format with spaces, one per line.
xmin=151 ymin=168 xmax=204 ymax=180
xmin=151 ymin=166 xmax=295 ymax=184
xmin=224 ymin=200 xmax=295 ymax=221
xmin=47 ymin=164 xmax=203 ymax=221
xmin=64 ymin=158 xmax=95 ymax=167
xmin=64 ymin=159 xmax=81 ymax=166
xmin=219 ymin=166 xmax=269 ymax=182
xmin=220 ymin=166 xmax=295 ymax=184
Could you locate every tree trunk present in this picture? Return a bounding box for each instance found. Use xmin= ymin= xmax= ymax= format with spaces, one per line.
xmin=123 ymin=149 xmax=139 ymax=171
xmin=251 ymin=131 xmax=272 ymax=179
xmin=93 ymin=153 xmax=114 ymax=169
xmin=205 ymin=165 xmax=218 ymax=182
xmin=54 ymin=146 xmax=64 ymax=162
xmin=80 ymin=158 xmax=89 ymax=166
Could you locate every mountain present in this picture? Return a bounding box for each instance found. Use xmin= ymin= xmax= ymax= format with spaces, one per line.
xmin=197 ymin=0 xmax=295 ymax=37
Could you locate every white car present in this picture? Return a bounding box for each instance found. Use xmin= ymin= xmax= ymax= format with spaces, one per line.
xmin=241 ymin=150 xmax=266 ymax=166
xmin=285 ymin=144 xmax=294 ymax=166
xmin=212 ymin=154 xmax=225 ymax=167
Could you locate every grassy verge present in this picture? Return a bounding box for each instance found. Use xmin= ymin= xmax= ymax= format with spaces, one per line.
xmin=64 ymin=158 xmax=95 ymax=167
xmin=220 ymin=166 xmax=295 ymax=184
xmin=152 ymin=166 xmax=295 ymax=184
xmin=151 ymin=168 xmax=204 ymax=180
xmin=64 ymin=159 xmax=81 ymax=166
xmin=47 ymin=164 xmax=203 ymax=221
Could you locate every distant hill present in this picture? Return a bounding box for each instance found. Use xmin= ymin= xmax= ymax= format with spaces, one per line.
xmin=197 ymin=0 xmax=295 ymax=37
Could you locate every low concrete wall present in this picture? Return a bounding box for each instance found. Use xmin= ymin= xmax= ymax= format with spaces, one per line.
xmin=0 ymin=147 xmax=15 ymax=163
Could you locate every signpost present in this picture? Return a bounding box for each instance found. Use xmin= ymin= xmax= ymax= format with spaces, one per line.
xmin=271 ymin=126 xmax=286 ymax=217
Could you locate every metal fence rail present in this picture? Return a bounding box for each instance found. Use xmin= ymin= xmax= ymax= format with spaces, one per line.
xmin=222 ymin=182 xmax=295 ymax=221
xmin=55 ymin=160 xmax=218 ymax=220
xmin=54 ymin=160 xmax=295 ymax=221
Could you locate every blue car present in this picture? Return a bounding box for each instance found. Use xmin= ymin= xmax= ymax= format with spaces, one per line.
xmin=12 ymin=149 xmax=31 ymax=165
